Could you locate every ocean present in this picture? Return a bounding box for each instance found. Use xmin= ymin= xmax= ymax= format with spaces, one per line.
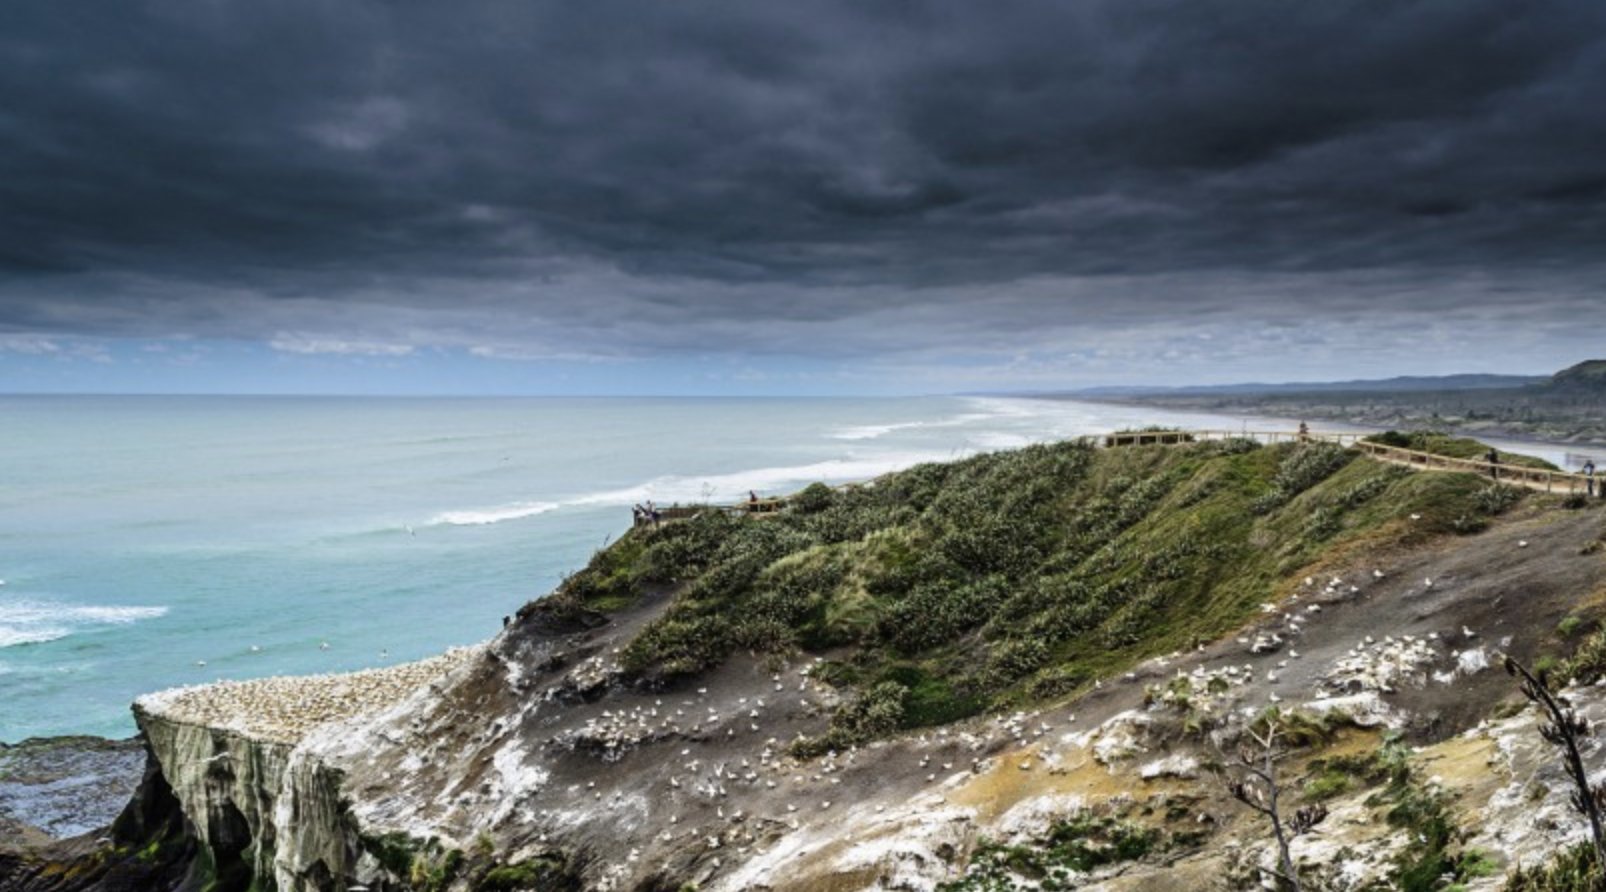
xmin=0 ymin=394 xmax=1576 ymax=742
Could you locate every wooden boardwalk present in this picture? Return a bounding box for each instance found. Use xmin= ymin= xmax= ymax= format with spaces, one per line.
xmin=633 ymin=429 xmax=1598 ymax=525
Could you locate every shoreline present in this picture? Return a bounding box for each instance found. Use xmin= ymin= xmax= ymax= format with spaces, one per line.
xmin=1037 ymin=394 xmax=1606 ymax=459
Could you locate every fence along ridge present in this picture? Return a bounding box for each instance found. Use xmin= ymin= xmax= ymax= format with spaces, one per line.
xmin=633 ymin=429 xmax=1594 ymax=525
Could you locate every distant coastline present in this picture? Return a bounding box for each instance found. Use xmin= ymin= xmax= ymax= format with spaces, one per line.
xmin=1048 ymin=392 xmax=1606 ymax=454
xmin=1017 ymin=360 xmax=1606 ymax=453
xmin=1070 ymin=391 xmax=1596 ymax=443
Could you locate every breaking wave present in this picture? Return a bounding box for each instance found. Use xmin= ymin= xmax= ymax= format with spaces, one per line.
xmin=429 ymin=501 xmax=561 ymax=526
xmin=0 ymin=599 xmax=168 ymax=649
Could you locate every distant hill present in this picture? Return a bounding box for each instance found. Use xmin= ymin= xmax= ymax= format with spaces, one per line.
xmin=1059 ymin=372 xmax=1545 ymax=399
xmin=1552 ymin=359 xmax=1606 ymax=391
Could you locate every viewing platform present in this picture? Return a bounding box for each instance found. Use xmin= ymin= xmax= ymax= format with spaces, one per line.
xmin=632 ymin=497 xmax=789 ymax=526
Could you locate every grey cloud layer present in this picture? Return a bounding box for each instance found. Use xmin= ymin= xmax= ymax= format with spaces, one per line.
xmin=1 ymin=0 xmax=1603 ymax=360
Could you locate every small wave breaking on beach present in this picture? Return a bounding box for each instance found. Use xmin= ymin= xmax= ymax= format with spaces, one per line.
xmin=0 ymin=599 xmax=168 ymax=649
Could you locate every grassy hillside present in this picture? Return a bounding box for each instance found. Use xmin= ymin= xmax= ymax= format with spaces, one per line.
xmin=543 ymin=438 xmax=1531 ymax=750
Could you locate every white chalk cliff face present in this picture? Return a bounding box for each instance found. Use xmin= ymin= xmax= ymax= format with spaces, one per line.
xmin=129 ymin=506 xmax=1606 ymax=892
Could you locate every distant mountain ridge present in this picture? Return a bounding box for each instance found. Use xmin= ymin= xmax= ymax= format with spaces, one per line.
xmin=1056 ymin=372 xmax=1546 ymax=399
xmin=1034 ymin=360 xmax=1605 ymax=446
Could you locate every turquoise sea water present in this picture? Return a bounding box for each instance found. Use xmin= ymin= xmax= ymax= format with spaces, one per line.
xmin=0 ymin=395 xmax=1577 ymax=741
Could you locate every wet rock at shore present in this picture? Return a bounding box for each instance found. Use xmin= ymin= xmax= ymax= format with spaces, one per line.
xmin=0 ymin=736 xmax=146 ymax=840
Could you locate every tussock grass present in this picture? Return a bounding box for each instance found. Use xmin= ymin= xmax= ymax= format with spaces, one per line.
xmin=1505 ymin=844 xmax=1604 ymax=891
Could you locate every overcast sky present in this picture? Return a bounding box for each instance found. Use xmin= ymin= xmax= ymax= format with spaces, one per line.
xmin=1 ymin=0 xmax=1603 ymax=394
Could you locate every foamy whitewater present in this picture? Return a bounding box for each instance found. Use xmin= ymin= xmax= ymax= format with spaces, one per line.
xmin=0 ymin=394 xmax=1569 ymax=741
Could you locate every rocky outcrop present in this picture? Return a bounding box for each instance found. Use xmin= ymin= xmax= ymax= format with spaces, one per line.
xmin=125 ymin=650 xmax=481 ymax=892
xmin=0 ymin=741 xmax=194 ymax=892
xmin=133 ymin=711 xmax=293 ymax=891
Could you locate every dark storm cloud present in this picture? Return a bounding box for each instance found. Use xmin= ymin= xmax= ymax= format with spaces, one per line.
xmin=0 ymin=0 xmax=1603 ymax=362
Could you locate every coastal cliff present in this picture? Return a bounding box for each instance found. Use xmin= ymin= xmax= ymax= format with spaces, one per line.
xmin=128 ymin=652 xmax=480 ymax=892
xmin=19 ymin=437 xmax=1606 ymax=891
xmin=133 ymin=715 xmax=290 ymax=889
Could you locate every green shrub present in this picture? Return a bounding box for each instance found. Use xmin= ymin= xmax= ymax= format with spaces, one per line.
xmin=881 ymin=664 xmax=985 ymax=726
xmin=1251 ymin=442 xmax=1355 ymax=513
xmin=1303 ymin=768 xmax=1352 ymax=801
xmin=882 ymin=576 xmax=1009 ymax=654
xmin=409 ymin=848 xmax=464 ymax=892
xmin=792 ymin=681 xmax=909 ymax=755
xmin=1561 ymin=627 xmax=1606 ymax=685
xmin=362 ymin=833 xmax=420 ymax=879
xmin=983 ymin=638 xmax=1050 ymax=687
xmin=475 ymin=856 xmax=577 ymax=892
xmin=1475 ymin=484 xmax=1525 ymax=516
xmin=790 ymin=482 xmax=836 ymax=514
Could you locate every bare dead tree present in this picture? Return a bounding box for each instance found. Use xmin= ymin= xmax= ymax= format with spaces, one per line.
xmin=1505 ymin=655 xmax=1606 ymax=865
xmin=1222 ymin=709 xmax=1329 ymax=892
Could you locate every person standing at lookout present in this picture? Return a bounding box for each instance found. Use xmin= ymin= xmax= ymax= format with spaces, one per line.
xmin=1297 ymin=421 xmax=1310 ymax=442
xmin=1585 ymin=459 xmax=1597 ymax=497
xmin=1487 ymin=448 xmax=1501 ymax=480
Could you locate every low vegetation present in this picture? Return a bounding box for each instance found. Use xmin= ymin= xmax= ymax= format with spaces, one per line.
xmin=475 ymin=857 xmax=579 ymax=892
xmin=1504 ymin=843 xmax=1603 ymax=891
xmin=543 ymin=435 xmax=1532 ymax=746
xmin=936 ymin=814 xmax=1180 ymax=891
xmin=359 ymin=833 xmax=580 ymax=892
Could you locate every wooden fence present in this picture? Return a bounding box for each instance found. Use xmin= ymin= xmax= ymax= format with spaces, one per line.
xmin=1098 ymin=429 xmax=1370 ymax=448
xmin=1100 ymin=429 xmax=1594 ymax=495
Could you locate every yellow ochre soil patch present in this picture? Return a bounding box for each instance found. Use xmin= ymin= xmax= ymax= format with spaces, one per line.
xmin=1416 ymin=729 xmax=1505 ymax=818
xmin=948 ymin=743 xmax=1182 ymax=824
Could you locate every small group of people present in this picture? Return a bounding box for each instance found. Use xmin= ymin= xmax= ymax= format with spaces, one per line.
xmin=632 ymin=500 xmax=662 ymax=526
